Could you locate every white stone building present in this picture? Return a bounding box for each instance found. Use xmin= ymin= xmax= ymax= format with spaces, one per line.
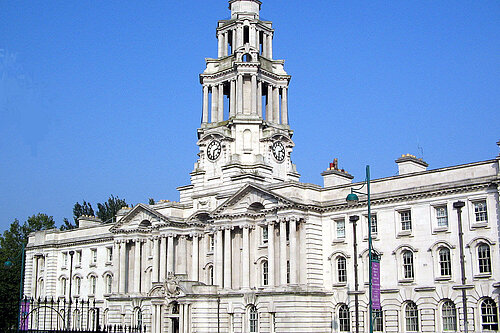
xmin=24 ymin=1 xmax=500 ymax=332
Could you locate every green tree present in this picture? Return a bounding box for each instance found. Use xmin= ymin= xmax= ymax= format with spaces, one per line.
xmin=72 ymin=200 xmax=94 ymax=223
xmin=149 ymin=198 xmax=155 ymax=205
xmin=60 ymin=217 xmax=75 ymax=231
xmin=0 ymin=214 xmax=56 ymax=329
xmin=97 ymin=195 xmax=128 ymax=223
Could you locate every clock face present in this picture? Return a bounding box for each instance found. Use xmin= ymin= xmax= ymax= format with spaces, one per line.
xmin=272 ymin=141 xmax=285 ymax=162
xmin=207 ymin=140 xmax=221 ymax=161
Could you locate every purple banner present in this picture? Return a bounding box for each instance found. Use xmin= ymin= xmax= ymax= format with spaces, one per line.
xmin=372 ymin=261 xmax=381 ymax=310
xmin=20 ymin=300 xmax=30 ymax=330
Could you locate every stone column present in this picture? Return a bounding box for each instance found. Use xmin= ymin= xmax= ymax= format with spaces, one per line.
xmin=237 ymin=75 xmax=243 ymax=114
xmin=281 ymin=87 xmax=288 ymax=125
xmin=152 ymin=237 xmax=159 ymax=283
xmin=211 ymin=85 xmax=218 ymax=123
xmin=290 ymin=218 xmax=298 ymax=284
xmin=267 ymin=84 xmax=273 ymax=122
xmin=256 ymin=29 xmax=260 ymax=53
xmin=218 ymin=32 xmax=223 ymax=58
xmin=273 ymin=85 xmax=280 ymax=123
xmin=167 ymin=234 xmax=174 ymax=275
xmin=251 ymin=75 xmax=257 ymax=115
xmin=119 ymin=241 xmax=126 ymax=293
xmin=218 ymin=83 xmax=224 ymax=121
xmin=224 ymin=227 xmax=232 ymax=289
xmin=230 ymin=79 xmax=236 ymax=117
xmin=202 ymin=85 xmax=209 ymax=123
xmin=249 ymin=25 xmax=256 ymax=48
xmin=267 ymin=222 xmax=275 ymax=287
xmin=160 ymin=236 xmax=167 ymax=282
xmin=191 ymin=234 xmax=199 ymax=281
xmin=134 ymin=239 xmax=141 ymax=293
xmin=268 ymin=34 xmax=273 ymax=59
xmin=223 ymin=31 xmax=228 ymax=56
xmin=280 ymin=220 xmax=287 ymax=285
xmin=178 ymin=236 xmax=187 ymax=275
xmin=257 ymin=80 xmax=263 ymax=117
xmin=242 ymin=225 xmax=250 ymax=289
xmin=179 ymin=304 xmax=184 ymax=332
xmin=232 ymin=29 xmax=236 ymax=54
xmin=215 ymin=228 xmax=224 ymax=287
xmin=113 ymin=242 xmax=120 ymax=292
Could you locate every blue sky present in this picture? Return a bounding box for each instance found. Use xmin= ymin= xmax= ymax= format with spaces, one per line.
xmin=1 ymin=1 xmax=499 ymax=232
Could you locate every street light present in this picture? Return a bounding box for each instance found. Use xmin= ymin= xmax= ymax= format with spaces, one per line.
xmin=67 ymin=250 xmax=75 ymax=330
xmin=349 ymin=215 xmax=360 ymax=333
xmin=453 ymin=201 xmax=469 ymax=333
xmin=3 ymin=243 xmax=26 ymax=333
xmin=346 ymin=165 xmax=376 ymax=333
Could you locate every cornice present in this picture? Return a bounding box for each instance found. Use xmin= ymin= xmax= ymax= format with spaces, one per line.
xmin=26 ymin=235 xmax=114 ymax=250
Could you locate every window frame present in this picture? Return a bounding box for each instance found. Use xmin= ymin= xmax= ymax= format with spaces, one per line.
xmin=262 ymin=260 xmax=269 ymax=286
xmin=337 ymin=256 xmax=347 ymax=284
xmin=405 ymin=301 xmax=419 ymax=332
xmin=441 ymin=300 xmax=457 ymax=331
xmin=481 ymin=297 xmax=499 ymax=331
xmin=438 ymin=247 xmax=452 ymax=278
xmin=338 ymin=304 xmax=350 ymax=332
xmin=400 ymin=210 xmax=412 ymax=232
xmin=435 ymin=205 xmax=449 ymax=228
xmin=373 ymin=308 xmax=383 ymax=332
xmin=473 ymin=200 xmax=488 ymax=223
xmin=478 ymin=243 xmax=492 ymax=275
xmin=402 ymin=250 xmax=414 ymax=280
xmin=248 ymin=305 xmax=258 ymax=333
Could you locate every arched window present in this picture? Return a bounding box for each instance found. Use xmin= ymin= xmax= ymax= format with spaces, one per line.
xmin=90 ymin=276 xmax=97 ymax=295
xmin=262 ymin=260 xmax=269 ymax=286
xmin=438 ymin=247 xmax=451 ymax=277
xmin=135 ymin=308 xmax=143 ymax=327
xmin=405 ymin=301 xmax=418 ymax=332
xmin=139 ymin=219 xmax=151 ymax=227
xmin=75 ymin=277 xmax=81 ymax=295
xmin=61 ymin=278 xmax=67 ymax=296
xmin=243 ymin=54 xmax=252 ymax=62
xmin=207 ymin=265 xmax=214 ymax=285
xmin=337 ymin=256 xmax=347 ymax=283
xmin=478 ymin=243 xmax=491 ymax=274
xmin=105 ymin=274 xmax=112 ymax=294
xmin=402 ymin=251 xmax=414 ymax=279
xmin=249 ymin=305 xmax=258 ymax=333
xmin=37 ymin=278 xmax=44 ymax=298
xmin=73 ymin=309 xmax=81 ymax=329
xmin=103 ymin=309 xmax=109 ymax=327
xmin=338 ymin=304 xmax=350 ymax=331
xmin=481 ymin=298 xmax=499 ymax=330
xmin=442 ymin=300 xmax=457 ymax=331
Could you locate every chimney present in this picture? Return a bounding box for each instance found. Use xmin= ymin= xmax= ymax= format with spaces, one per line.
xmin=77 ymin=215 xmax=102 ymax=228
xmin=321 ymin=158 xmax=354 ymax=187
xmin=395 ymin=154 xmax=428 ymax=175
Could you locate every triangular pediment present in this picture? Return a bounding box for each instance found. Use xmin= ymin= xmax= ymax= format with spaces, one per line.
xmin=110 ymin=203 xmax=171 ymax=233
xmin=212 ymin=183 xmax=297 ymax=216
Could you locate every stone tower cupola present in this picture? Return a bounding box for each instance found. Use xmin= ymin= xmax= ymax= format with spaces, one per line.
xmin=189 ymin=0 xmax=299 ymax=192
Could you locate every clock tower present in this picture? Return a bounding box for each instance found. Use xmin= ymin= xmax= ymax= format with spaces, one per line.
xmin=189 ymin=0 xmax=299 ymax=193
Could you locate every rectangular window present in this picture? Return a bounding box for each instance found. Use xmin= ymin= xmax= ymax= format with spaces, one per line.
xmin=403 ymin=251 xmax=414 ymax=279
xmin=90 ymin=249 xmax=97 ymax=265
xmin=373 ymin=309 xmax=383 ymax=332
xmin=286 ymin=260 xmax=290 ymax=284
xmin=474 ymin=201 xmax=488 ymax=223
xmin=439 ymin=248 xmax=452 ymax=277
xmin=262 ymin=226 xmax=268 ymax=244
xmin=76 ymin=250 xmax=82 ymax=266
xmin=478 ymin=244 xmax=492 ymax=274
xmin=336 ymin=219 xmax=345 ymax=239
xmin=400 ymin=210 xmax=412 ymax=231
xmin=436 ymin=206 xmax=448 ymax=227
xmin=370 ymin=214 xmax=378 ymax=235
xmin=107 ymin=247 xmax=113 ymax=262
xmin=209 ymin=235 xmax=215 ymax=252
xmin=337 ymin=257 xmax=347 ymax=283
xmin=63 ymin=252 xmax=68 ymax=267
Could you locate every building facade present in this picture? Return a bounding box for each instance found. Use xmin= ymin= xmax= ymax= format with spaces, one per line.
xmin=24 ymin=1 xmax=500 ymax=332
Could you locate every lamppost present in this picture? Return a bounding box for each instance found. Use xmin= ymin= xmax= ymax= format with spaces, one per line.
xmin=67 ymin=250 xmax=75 ymax=330
xmin=346 ymin=165 xmax=376 ymax=333
xmin=349 ymin=215 xmax=360 ymax=333
xmin=4 ymin=243 xmax=26 ymax=332
xmin=453 ymin=201 xmax=469 ymax=333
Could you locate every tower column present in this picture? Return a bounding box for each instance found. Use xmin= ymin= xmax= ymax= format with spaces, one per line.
xmin=211 ymin=85 xmax=218 ymax=123
xmin=237 ymin=74 xmax=243 ymax=114
xmin=218 ymin=32 xmax=223 ymax=58
xmin=191 ymin=234 xmax=199 ymax=281
xmin=223 ymin=31 xmax=228 ymax=56
xmin=267 ymin=222 xmax=275 ymax=287
xmin=290 ymin=218 xmax=298 ymax=284
xmin=134 ymin=239 xmax=141 ymax=293
xmin=232 ymin=29 xmax=236 ymax=53
xmin=251 ymin=74 xmax=257 ymax=114
xmin=215 ymin=228 xmax=224 ymax=287
xmin=202 ymin=85 xmax=209 ymax=123
xmin=242 ymin=225 xmax=250 ymax=289
xmin=280 ymin=220 xmax=287 ymax=285
xmin=160 ymin=236 xmax=166 ymax=281
xmin=224 ymin=227 xmax=232 ymax=289
xmin=257 ymin=80 xmax=263 ymax=117
xmin=230 ymin=79 xmax=236 ymax=117
xmin=152 ymin=237 xmax=159 ymax=283
xmin=167 ymin=234 xmax=174 ymax=275
xmin=178 ymin=235 xmax=187 ymax=275
xmin=281 ymin=87 xmax=288 ymax=125
xmin=218 ymin=83 xmax=224 ymax=121
xmin=119 ymin=241 xmax=126 ymax=293
xmin=268 ymin=34 xmax=273 ymax=59
xmin=273 ymin=85 xmax=280 ymax=123
xmin=267 ymin=84 xmax=274 ymax=122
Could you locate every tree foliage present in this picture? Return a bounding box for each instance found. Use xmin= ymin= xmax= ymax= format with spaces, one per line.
xmin=97 ymin=195 xmax=128 ymax=223
xmin=0 ymin=214 xmax=56 ymax=329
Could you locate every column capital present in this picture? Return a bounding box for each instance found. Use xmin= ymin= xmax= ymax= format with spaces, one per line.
xmin=179 ymin=235 xmax=187 ymax=240
xmin=166 ymin=233 xmax=175 ymax=238
xmin=223 ymin=225 xmax=234 ymax=231
xmin=189 ymin=232 xmax=201 ymax=238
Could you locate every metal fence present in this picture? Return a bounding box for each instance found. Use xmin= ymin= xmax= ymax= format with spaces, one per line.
xmin=1 ymin=297 xmax=145 ymax=333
